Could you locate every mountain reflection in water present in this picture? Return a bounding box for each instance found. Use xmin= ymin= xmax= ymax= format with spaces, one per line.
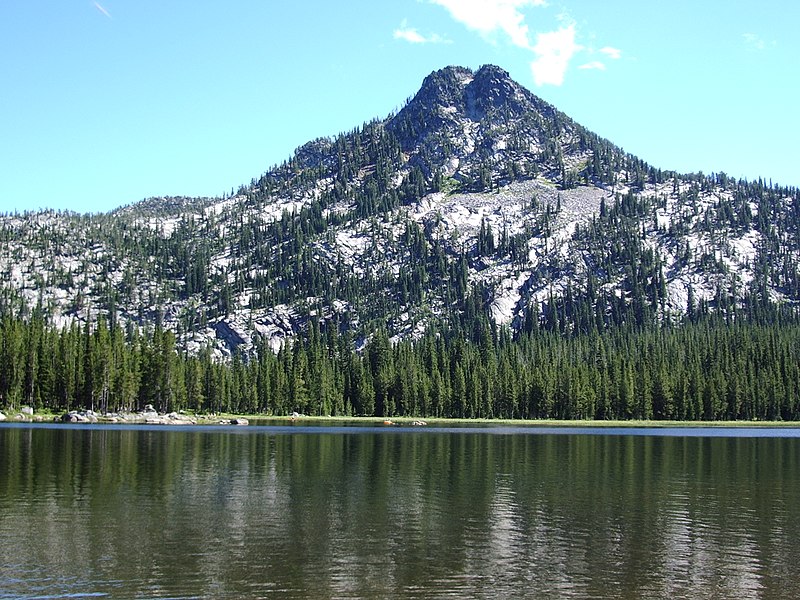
xmin=1 ymin=425 xmax=798 ymax=598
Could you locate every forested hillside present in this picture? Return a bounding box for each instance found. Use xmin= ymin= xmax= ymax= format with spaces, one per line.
xmin=1 ymin=65 xmax=799 ymax=419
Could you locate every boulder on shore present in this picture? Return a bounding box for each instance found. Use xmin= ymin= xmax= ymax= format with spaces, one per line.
xmin=165 ymin=412 xmax=196 ymax=425
xmin=60 ymin=410 xmax=98 ymax=423
xmin=0 ymin=412 xmax=6 ymax=422
xmin=61 ymin=411 xmax=86 ymax=423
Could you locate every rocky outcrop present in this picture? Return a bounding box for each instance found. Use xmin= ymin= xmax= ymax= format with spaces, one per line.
xmin=125 ymin=408 xmax=196 ymax=425
xmin=57 ymin=407 xmax=197 ymax=425
xmin=61 ymin=410 xmax=98 ymax=423
xmin=217 ymin=417 xmax=249 ymax=426
xmin=162 ymin=412 xmax=197 ymax=425
xmin=214 ymin=320 xmax=249 ymax=354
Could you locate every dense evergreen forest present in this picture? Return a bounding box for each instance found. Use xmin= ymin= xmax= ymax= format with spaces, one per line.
xmin=2 ymin=309 xmax=799 ymax=421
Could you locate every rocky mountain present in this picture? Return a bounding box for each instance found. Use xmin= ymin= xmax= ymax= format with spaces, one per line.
xmin=1 ymin=65 xmax=798 ymax=359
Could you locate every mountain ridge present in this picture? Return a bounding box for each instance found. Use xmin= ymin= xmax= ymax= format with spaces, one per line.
xmin=0 ymin=64 xmax=798 ymax=360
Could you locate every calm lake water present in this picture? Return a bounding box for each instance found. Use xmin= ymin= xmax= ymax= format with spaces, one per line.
xmin=2 ymin=423 xmax=800 ymax=599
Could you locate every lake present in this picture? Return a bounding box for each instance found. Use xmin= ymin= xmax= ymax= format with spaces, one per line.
xmin=2 ymin=423 xmax=800 ymax=598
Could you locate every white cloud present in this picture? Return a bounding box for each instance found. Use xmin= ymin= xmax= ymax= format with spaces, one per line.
xmin=599 ymin=46 xmax=621 ymax=59
xmin=394 ymin=27 xmax=427 ymax=43
xmin=742 ymin=33 xmax=775 ymax=51
xmin=743 ymin=33 xmax=764 ymax=50
xmin=394 ymin=19 xmax=450 ymax=44
xmin=431 ymin=1 xmax=617 ymax=87
xmin=431 ymin=0 xmax=547 ymax=49
xmin=530 ymin=24 xmax=582 ymax=86
xmin=576 ymin=47 xmax=621 ymax=72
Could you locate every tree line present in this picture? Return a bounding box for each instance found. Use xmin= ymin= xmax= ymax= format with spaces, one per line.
xmin=2 ymin=309 xmax=800 ymax=421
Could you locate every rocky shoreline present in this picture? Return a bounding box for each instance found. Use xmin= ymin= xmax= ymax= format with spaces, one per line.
xmin=3 ymin=407 xmax=795 ymax=429
xmin=0 ymin=405 xmax=249 ymax=426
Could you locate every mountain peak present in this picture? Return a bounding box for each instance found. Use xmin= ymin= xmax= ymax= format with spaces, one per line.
xmin=472 ymin=64 xmax=513 ymax=89
xmin=386 ymin=64 xmax=568 ymax=182
xmin=400 ymin=65 xmax=474 ymax=117
xmin=400 ymin=64 xmax=518 ymax=115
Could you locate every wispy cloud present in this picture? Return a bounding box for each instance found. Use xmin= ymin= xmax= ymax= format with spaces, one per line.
xmin=599 ymin=46 xmax=622 ymax=60
xmin=430 ymin=0 xmax=546 ymax=49
xmin=577 ymin=46 xmax=621 ymax=72
xmin=578 ymin=61 xmax=606 ymax=71
xmin=93 ymin=1 xmax=112 ymax=19
xmin=742 ymin=33 xmax=775 ymax=51
xmin=530 ymin=24 xmax=581 ymax=86
xmin=394 ymin=20 xmax=450 ymax=44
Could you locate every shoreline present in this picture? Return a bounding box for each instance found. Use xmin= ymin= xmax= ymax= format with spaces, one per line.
xmin=2 ymin=408 xmax=800 ymax=428
xmin=261 ymin=415 xmax=800 ymax=428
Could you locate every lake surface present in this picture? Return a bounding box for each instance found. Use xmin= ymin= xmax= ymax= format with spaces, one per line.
xmin=2 ymin=423 xmax=800 ymax=598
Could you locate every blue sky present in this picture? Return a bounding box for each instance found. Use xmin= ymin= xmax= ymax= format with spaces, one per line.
xmin=1 ymin=0 xmax=796 ymax=214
